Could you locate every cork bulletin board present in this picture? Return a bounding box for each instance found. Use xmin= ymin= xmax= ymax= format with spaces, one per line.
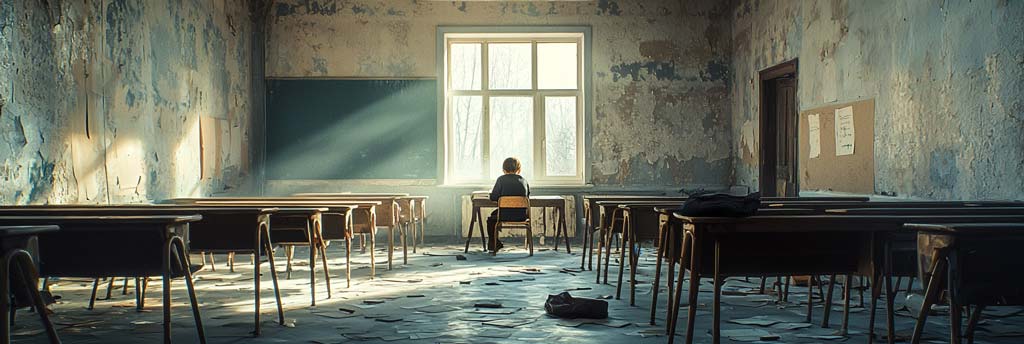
xmin=798 ymin=99 xmax=875 ymax=194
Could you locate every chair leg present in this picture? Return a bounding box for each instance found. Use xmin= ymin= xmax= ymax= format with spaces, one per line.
xmin=138 ymin=278 xmax=149 ymax=311
xmin=319 ymin=243 xmax=332 ymax=299
xmin=16 ymin=255 xmax=60 ymax=344
xmin=823 ymin=274 xmax=836 ymax=327
xmin=262 ymin=232 xmax=285 ymax=327
xmin=87 ymin=278 xmax=100 ymax=310
xmin=650 ymin=221 xmax=667 ymax=325
xmin=105 ymin=276 xmax=115 ymax=300
xmin=285 ymin=245 xmax=294 ymax=280
xmin=208 ymin=253 xmax=216 ymax=272
xmin=173 ymin=239 xmax=206 ymax=344
xmin=228 ymin=252 xmax=235 ymax=273
xmin=615 ymin=220 xmax=628 ymax=300
xmin=911 ymin=251 xmax=948 ymax=344
xmin=122 ymin=277 xmax=130 ymax=295
xmin=527 ymin=224 xmax=534 ymax=256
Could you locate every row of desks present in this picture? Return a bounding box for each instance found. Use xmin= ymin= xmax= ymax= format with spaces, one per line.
xmin=579 ymin=195 xmax=1024 ymax=344
xmin=0 ymin=192 xmax=430 ymax=344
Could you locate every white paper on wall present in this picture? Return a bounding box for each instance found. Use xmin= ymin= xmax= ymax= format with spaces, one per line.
xmin=808 ymin=114 xmax=821 ymax=158
xmin=834 ymin=106 xmax=855 ymax=156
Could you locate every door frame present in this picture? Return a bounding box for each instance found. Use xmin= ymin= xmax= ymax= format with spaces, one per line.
xmin=758 ymin=59 xmax=798 ymax=196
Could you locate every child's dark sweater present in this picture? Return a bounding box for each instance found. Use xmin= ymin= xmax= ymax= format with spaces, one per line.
xmin=489 ymin=174 xmax=530 ymax=221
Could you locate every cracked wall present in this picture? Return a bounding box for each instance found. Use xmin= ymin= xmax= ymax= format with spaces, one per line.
xmin=266 ymin=0 xmax=734 ymax=188
xmin=730 ymin=0 xmax=1024 ymax=200
xmin=0 ymin=0 xmax=255 ymax=204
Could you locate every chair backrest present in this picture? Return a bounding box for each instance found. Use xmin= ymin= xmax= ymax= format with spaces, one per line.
xmin=498 ymin=196 xmax=530 ymax=209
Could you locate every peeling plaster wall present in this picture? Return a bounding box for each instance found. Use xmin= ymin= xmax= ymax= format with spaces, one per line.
xmin=0 ymin=0 xmax=255 ymax=204
xmin=730 ymin=0 xmax=1024 ymax=200
xmin=265 ymin=0 xmax=735 ymax=237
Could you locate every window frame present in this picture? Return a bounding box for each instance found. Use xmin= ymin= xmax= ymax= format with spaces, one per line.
xmin=438 ymin=27 xmax=591 ymax=186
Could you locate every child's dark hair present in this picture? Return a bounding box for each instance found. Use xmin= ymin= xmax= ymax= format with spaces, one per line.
xmin=502 ymin=157 xmax=521 ymax=173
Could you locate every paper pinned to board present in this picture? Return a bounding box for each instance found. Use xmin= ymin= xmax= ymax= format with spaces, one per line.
xmin=808 ymin=114 xmax=821 ymax=158
xmin=834 ymin=106 xmax=855 ymax=156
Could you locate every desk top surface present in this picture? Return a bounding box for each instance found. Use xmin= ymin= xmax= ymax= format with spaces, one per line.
xmin=0 ymin=215 xmax=202 ymax=224
xmin=0 ymin=225 xmax=60 ymax=237
xmin=673 ymin=214 xmax=1024 ymax=233
xmin=905 ymin=223 xmax=1024 ymax=235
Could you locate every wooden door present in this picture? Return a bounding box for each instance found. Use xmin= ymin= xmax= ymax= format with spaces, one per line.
xmin=758 ymin=61 xmax=798 ymax=197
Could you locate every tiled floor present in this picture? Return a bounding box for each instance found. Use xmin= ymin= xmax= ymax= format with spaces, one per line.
xmin=11 ymin=240 xmax=1024 ymax=343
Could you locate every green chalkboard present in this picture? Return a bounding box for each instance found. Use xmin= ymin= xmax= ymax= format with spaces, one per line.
xmin=266 ymin=79 xmax=438 ymax=179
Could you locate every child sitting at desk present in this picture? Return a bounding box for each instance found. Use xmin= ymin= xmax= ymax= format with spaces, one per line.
xmin=487 ymin=157 xmax=530 ymax=251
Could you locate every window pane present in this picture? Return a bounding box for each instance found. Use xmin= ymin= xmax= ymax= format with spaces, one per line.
xmin=489 ymin=97 xmax=533 ymax=180
xmin=545 ymin=97 xmax=577 ymax=176
xmin=537 ymin=43 xmax=578 ymax=90
xmin=451 ymin=96 xmax=483 ymax=179
xmin=488 ymin=43 xmax=532 ymax=90
xmin=450 ymin=44 xmax=482 ymax=90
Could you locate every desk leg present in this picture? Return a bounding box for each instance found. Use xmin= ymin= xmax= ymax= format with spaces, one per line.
xmin=162 ymin=240 xmax=173 ymax=344
xmin=948 ymin=252 xmax=962 ymax=344
xmin=823 ymin=274 xmax=836 ymax=327
xmin=540 ymin=207 xmax=547 ymax=246
xmin=651 ymin=220 xmax=668 ymax=325
xmin=262 ymin=226 xmax=285 ymax=327
xmin=841 ymin=274 xmax=852 ymax=335
xmin=684 ymin=232 xmax=703 ymax=344
xmin=885 ymin=243 xmax=896 ymax=344
xmin=254 ymin=225 xmax=263 ymax=336
xmin=553 ymin=207 xmax=561 ymax=251
xmin=712 ymin=240 xmax=722 ymax=344
xmin=868 ymin=269 xmax=882 ymax=344
xmin=581 ymin=205 xmax=590 ymax=270
xmin=309 ymin=226 xmax=318 ymax=307
xmin=387 ymin=225 xmax=394 ymax=271
xmin=594 ymin=211 xmax=605 ymax=281
xmin=806 ymin=274 xmax=814 ymax=323
xmin=666 ymin=223 xmax=677 ymax=315
xmin=965 ymin=305 xmax=984 ymax=344
xmin=615 ymin=211 xmax=629 ymax=300
xmin=629 ymin=212 xmax=639 ymax=306
xmin=369 ymin=211 xmax=377 ymax=279
xmin=346 ymin=235 xmax=352 ymax=288
xmin=561 ymin=206 xmax=571 ymax=253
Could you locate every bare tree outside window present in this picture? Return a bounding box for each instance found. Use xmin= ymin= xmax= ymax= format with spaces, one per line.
xmin=445 ymin=33 xmax=584 ymax=184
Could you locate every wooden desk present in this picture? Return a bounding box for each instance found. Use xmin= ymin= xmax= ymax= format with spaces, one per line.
xmin=288 ymin=195 xmax=409 ymax=270
xmin=667 ymin=213 xmax=1024 ymax=344
xmin=581 ymin=196 xmax=687 ymax=271
xmin=905 ymin=223 xmax=1024 ymax=344
xmin=0 ymin=225 xmax=60 ymax=344
xmin=0 ymin=215 xmax=204 ymax=344
xmin=173 ymin=197 xmax=387 ymax=275
xmin=463 ymin=195 xmax=570 ymax=253
xmin=0 ymin=205 xmax=288 ymax=335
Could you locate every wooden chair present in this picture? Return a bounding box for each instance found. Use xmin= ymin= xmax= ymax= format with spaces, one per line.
xmin=493 ymin=196 xmax=533 ymax=257
xmin=0 ymin=225 xmax=61 ymax=344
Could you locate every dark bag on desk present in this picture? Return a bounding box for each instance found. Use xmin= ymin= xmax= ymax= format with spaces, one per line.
xmin=544 ymin=292 xmax=608 ymax=319
xmin=677 ymin=192 xmax=760 ymax=217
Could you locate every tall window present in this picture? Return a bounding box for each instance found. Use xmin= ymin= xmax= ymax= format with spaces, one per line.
xmin=443 ymin=31 xmax=586 ymax=185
